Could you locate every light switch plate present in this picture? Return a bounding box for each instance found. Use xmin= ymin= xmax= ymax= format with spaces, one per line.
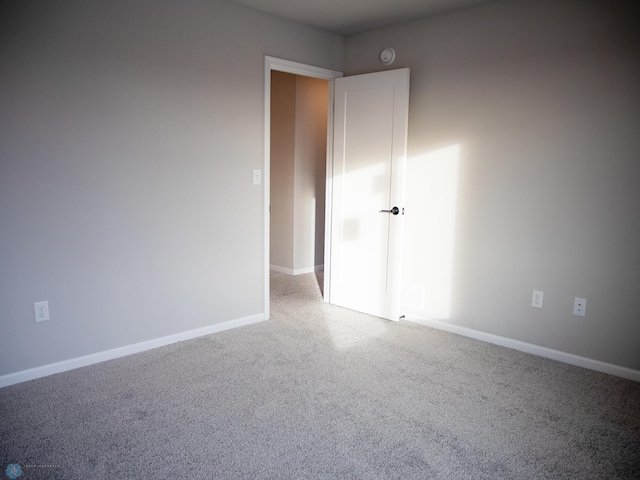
xmin=253 ymin=169 xmax=261 ymax=185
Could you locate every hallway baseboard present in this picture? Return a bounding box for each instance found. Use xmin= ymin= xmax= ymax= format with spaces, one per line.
xmin=269 ymin=264 xmax=324 ymax=275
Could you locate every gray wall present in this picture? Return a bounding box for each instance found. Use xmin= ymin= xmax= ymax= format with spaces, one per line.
xmin=0 ymin=0 xmax=343 ymax=376
xmin=346 ymin=0 xmax=640 ymax=370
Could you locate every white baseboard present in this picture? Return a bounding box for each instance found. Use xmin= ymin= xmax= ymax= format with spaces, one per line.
xmin=0 ymin=313 xmax=266 ymax=389
xmin=270 ymin=264 xmax=324 ymax=275
xmin=404 ymin=315 xmax=640 ymax=382
xmin=5 ymin=312 xmax=635 ymax=388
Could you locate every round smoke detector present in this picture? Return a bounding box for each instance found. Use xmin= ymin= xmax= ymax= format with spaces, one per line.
xmin=380 ymin=47 xmax=396 ymax=65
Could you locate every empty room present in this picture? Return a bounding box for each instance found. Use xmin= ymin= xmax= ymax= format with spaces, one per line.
xmin=1 ymin=0 xmax=639 ymax=478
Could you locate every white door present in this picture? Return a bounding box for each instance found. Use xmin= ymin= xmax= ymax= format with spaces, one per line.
xmin=328 ymin=68 xmax=410 ymax=321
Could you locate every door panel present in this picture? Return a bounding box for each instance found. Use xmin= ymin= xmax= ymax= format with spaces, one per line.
xmin=329 ymin=68 xmax=410 ymax=321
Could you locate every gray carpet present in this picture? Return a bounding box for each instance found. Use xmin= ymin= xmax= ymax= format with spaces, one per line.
xmin=1 ymin=271 xmax=639 ymax=479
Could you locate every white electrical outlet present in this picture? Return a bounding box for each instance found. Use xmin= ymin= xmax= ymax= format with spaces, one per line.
xmin=532 ymin=290 xmax=544 ymax=309
xmin=573 ymin=297 xmax=587 ymax=317
xmin=34 ymin=301 xmax=50 ymax=322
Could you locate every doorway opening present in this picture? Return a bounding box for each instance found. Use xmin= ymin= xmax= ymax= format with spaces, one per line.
xmin=269 ymin=71 xmax=328 ymax=283
xmin=263 ymin=57 xmax=342 ymax=320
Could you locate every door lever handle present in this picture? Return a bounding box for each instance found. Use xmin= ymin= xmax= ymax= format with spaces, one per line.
xmin=379 ymin=206 xmax=400 ymax=215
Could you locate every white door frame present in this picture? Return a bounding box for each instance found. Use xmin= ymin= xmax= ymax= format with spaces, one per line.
xmin=263 ymin=56 xmax=342 ymax=319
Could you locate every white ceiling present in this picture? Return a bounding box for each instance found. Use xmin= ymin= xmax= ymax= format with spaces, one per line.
xmin=226 ymin=0 xmax=497 ymax=35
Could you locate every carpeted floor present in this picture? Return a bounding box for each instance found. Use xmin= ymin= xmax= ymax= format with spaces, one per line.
xmin=1 ymin=271 xmax=639 ymax=479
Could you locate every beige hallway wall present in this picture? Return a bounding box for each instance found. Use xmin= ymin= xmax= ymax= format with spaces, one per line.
xmin=270 ymin=72 xmax=328 ymax=275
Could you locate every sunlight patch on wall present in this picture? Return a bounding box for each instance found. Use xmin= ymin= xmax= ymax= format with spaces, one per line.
xmin=401 ymin=145 xmax=460 ymax=320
